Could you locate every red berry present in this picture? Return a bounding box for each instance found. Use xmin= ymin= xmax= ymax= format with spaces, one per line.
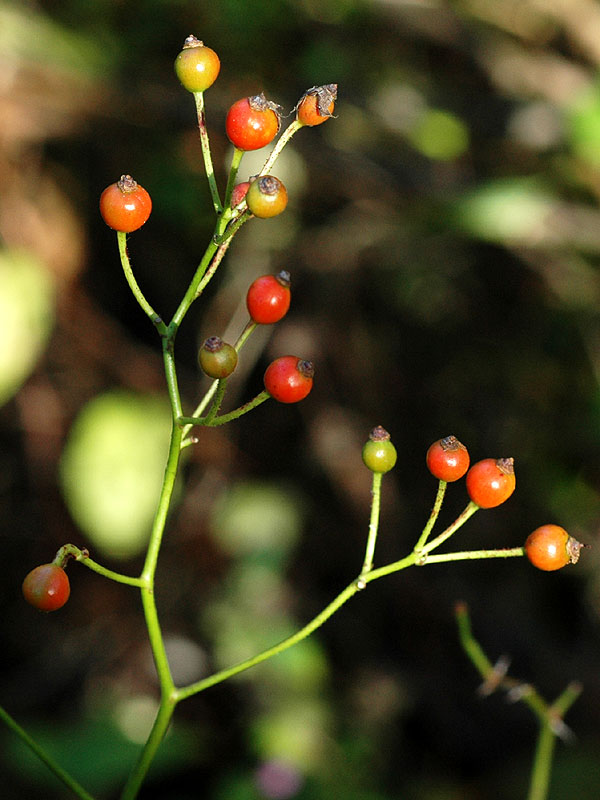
xmin=525 ymin=524 xmax=583 ymax=571
xmin=174 ymin=35 xmax=220 ymax=92
xmin=362 ymin=426 xmax=397 ymax=473
xmin=22 ymin=563 xmax=70 ymax=612
xmin=230 ymin=181 xmax=250 ymax=208
xmin=226 ymin=93 xmax=281 ymax=151
xmin=426 ymin=436 xmax=470 ymax=482
xmin=246 ymin=271 xmax=291 ymax=324
xmin=466 ymin=457 xmax=516 ymax=508
xmin=100 ymin=174 xmax=152 ymax=233
xmin=296 ymin=84 xmax=337 ymax=126
xmin=199 ymin=336 xmax=238 ymax=379
xmin=264 ymin=356 xmax=314 ymax=403
xmin=246 ymin=176 xmax=288 ymax=218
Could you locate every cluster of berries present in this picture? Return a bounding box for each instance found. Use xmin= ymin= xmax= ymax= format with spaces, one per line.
xmin=361 ymin=432 xmax=583 ymax=572
xmin=198 ymin=270 xmax=313 ymax=403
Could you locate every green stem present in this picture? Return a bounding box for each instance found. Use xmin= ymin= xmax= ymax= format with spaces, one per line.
xmin=527 ymin=682 xmax=582 ymax=800
xmin=177 ymin=536 xmax=494 ymax=703
xmin=162 ymin=336 xmax=183 ymax=420
xmin=424 ymin=547 xmax=525 ymax=564
xmin=204 ymin=378 xmax=228 ymax=423
xmin=176 ymin=579 xmax=361 ymax=702
xmin=170 ymin=212 xmax=251 ymax=332
xmin=457 ymin=603 xmax=582 ymax=800
xmin=0 ymin=704 xmax=96 ymax=800
xmin=214 ymin=209 xmax=251 ymax=245
xmin=235 ymin=319 xmax=258 ymax=350
xmin=132 ymin=407 xmax=183 ymax=694
xmin=169 ymin=240 xmax=219 ymax=330
xmin=194 ymin=239 xmax=232 ymax=300
xmin=360 ymin=471 xmax=382 ymax=578
xmin=77 ymin=553 xmax=145 ymax=587
xmin=178 ymin=390 xmax=271 ymax=428
xmin=420 ymin=501 xmax=480 ymax=555
xmin=414 ymin=479 xmax=447 ymax=552
xmin=119 ymin=695 xmax=177 ymax=800
xmin=260 ymin=119 xmax=303 ymax=176
xmin=455 ymin=600 xmax=495 ymax=676
xmin=528 ymin=721 xmax=556 ymax=800
xmin=194 ymin=91 xmax=222 ymax=214
xmin=224 ymin=146 xmax=244 ymax=209
xmin=140 ymin=419 xmax=182 ymax=617
xmin=117 ymin=233 xmax=166 ymax=333
xmin=53 ymin=544 xmax=144 ymax=587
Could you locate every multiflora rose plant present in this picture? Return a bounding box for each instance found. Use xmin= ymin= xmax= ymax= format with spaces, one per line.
xmin=1 ymin=35 xmax=584 ymax=800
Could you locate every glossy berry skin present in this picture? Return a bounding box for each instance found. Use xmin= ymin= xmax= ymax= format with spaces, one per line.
xmin=264 ymin=356 xmax=314 ymax=403
xmin=199 ymin=336 xmax=238 ymax=379
xmin=466 ymin=457 xmax=515 ymax=508
xmin=226 ymin=94 xmax=281 ymax=151
xmin=246 ymin=271 xmax=291 ymax=324
xmin=22 ymin=564 xmax=70 ymax=612
xmin=246 ymin=176 xmax=288 ymax=218
xmin=525 ymin=525 xmax=583 ymax=571
xmin=174 ymin=36 xmax=220 ymax=92
xmin=297 ymin=84 xmax=337 ymax=126
xmin=362 ymin=426 xmax=397 ymax=474
xmin=426 ymin=436 xmax=469 ymax=482
xmin=100 ymin=175 xmax=152 ymax=233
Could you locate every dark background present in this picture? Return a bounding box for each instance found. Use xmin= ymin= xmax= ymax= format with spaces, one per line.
xmin=2 ymin=0 xmax=600 ymax=797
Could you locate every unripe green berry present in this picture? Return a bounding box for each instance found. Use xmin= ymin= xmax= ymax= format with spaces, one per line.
xmin=362 ymin=426 xmax=397 ymax=473
xmin=199 ymin=336 xmax=238 ymax=379
xmin=174 ymin=36 xmax=220 ymax=92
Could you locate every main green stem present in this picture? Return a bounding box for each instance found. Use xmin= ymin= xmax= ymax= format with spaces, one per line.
xmin=119 ymin=343 xmax=184 ymax=800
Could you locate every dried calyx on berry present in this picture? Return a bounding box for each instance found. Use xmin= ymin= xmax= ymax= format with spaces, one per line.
xmin=296 ymin=84 xmax=338 ymax=126
xmin=248 ymin=93 xmax=283 ymax=129
xmin=362 ymin=426 xmax=397 ymax=474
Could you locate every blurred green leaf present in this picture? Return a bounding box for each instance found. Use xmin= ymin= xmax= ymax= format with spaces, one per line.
xmin=566 ymin=81 xmax=600 ymax=167
xmin=452 ymin=178 xmax=555 ymax=242
xmin=210 ymin=481 xmax=304 ymax=563
xmin=0 ymin=248 xmax=54 ymax=408
xmin=59 ymin=390 xmax=172 ymax=559
xmin=408 ymin=109 xmax=470 ymax=161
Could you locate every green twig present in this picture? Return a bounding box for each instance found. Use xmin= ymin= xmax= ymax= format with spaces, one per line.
xmin=424 ymin=547 xmax=524 ymax=564
xmin=204 ymin=378 xmax=228 ymax=423
xmin=54 ymin=544 xmax=144 ymax=587
xmin=359 ymin=471 xmax=383 ymax=579
xmin=178 ymin=390 xmax=271 ymax=428
xmin=175 ymin=579 xmax=361 ymax=701
xmin=119 ymin=696 xmax=177 ymax=800
xmin=194 ymin=91 xmax=222 ymax=214
xmin=117 ymin=233 xmax=166 ymax=333
xmin=259 ymin=118 xmax=303 ymax=176
xmin=0 ymin=705 xmax=96 ymax=800
xmin=420 ymin=501 xmax=479 ymax=555
xmin=456 ymin=602 xmax=582 ymax=800
xmin=224 ymin=146 xmax=244 ymax=209
xmin=414 ymin=479 xmax=447 ymax=552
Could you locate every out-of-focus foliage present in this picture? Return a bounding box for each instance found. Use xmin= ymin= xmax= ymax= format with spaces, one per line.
xmin=0 ymin=249 xmax=54 ymax=407
xmin=3 ymin=0 xmax=600 ymax=798
xmin=59 ymin=391 xmax=172 ymax=559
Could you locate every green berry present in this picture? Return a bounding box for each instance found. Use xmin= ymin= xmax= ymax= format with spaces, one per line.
xmin=362 ymin=426 xmax=397 ymax=473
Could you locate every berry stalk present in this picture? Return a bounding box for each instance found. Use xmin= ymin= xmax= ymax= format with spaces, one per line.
xmin=194 ymin=90 xmax=222 ymax=213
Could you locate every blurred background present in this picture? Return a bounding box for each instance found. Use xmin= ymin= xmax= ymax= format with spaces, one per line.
xmin=2 ymin=0 xmax=600 ymax=797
